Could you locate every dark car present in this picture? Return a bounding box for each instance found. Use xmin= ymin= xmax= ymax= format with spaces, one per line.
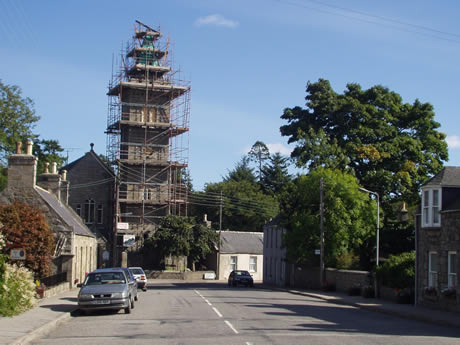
xmin=228 ymin=270 xmax=254 ymax=287
xmin=77 ymin=268 xmax=135 ymax=314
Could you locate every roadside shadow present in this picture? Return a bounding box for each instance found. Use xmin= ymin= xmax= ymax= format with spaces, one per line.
xmin=39 ymin=303 xmax=76 ymax=313
xmin=59 ymin=297 xmax=78 ymax=302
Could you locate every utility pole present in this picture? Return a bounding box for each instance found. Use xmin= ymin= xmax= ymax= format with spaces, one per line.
xmin=319 ymin=178 xmax=325 ymax=288
xmin=219 ymin=191 xmax=223 ymax=230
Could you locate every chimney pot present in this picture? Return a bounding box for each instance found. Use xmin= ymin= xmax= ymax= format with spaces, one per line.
xmin=61 ymin=170 xmax=67 ymax=181
xmin=26 ymin=140 xmax=33 ymax=155
xmin=44 ymin=162 xmax=50 ymax=174
xmin=52 ymin=162 xmax=57 ymax=174
xmin=16 ymin=142 xmax=22 ymax=154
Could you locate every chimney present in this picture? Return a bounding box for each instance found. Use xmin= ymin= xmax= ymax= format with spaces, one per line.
xmin=60 ymin=170 xmax=69 ymax=204
xmin=37 ymin=161 xmax=61 ymax=201
xmin=7 ymin=141 xmax=37 ymax=190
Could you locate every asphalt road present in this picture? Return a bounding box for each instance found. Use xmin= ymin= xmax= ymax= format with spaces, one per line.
xmin=32 ymin=281 xmax=460 ymax=345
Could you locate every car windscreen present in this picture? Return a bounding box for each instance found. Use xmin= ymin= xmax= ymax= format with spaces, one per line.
xmin=85 ymin=272 xmax=126 ymax=285
xmin=130 ymin=268 xmax=144 ymax=275
xmin=236 ymin=271 xmax=250 ymax=276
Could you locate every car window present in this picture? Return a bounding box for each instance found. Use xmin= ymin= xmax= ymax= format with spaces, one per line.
xmin=130 ymin=268 xmax=144 ymax=275
xmin=86 ymin=272 xmax=126 ymax=285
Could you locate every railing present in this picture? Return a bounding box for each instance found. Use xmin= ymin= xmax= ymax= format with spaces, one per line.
xmin=40 ymin=272 xmax=68 ymax=287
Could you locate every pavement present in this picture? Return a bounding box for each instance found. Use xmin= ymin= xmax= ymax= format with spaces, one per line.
xmin=0 ymin=283 xmax=459 ymax=345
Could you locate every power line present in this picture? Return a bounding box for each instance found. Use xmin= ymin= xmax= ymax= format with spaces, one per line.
xmin=274 ymin=0 xmax=460 ymax=44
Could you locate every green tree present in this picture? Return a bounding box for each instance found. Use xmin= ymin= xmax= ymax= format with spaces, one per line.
xmin=189 ymin=223 xmax=219 ymax=271
xmin=0 ymin=202 xmax=55 ymax=278
xmin=33 ymin=139 xmax=66 ymax=175
xmin=0 ymin=80 xmax=40 ymax=164
xmin=280 ymin=79 xmax=448 ymax=210
xmin=248 ymin=141 xmax=270 ymax=181
xmin=224 ymin=156 xmax=257 ymax=184
xmin=148 ymin=215 xmax=193 ymax=260
xmin=281 ymin=168 xmax=376 ymax=268
xmin=261 ymin=152 xmax=292 ymax=196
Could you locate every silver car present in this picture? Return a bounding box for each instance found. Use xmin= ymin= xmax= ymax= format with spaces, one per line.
xmin=77 ymin=268 xmax=135 ymax=314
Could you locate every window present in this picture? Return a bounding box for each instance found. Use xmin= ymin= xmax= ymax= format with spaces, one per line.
xmin=428 ymin=251 xmax=438 ymax=287
xmin=97 ymin=205 xmax=103 ymax=224
xmin=75 ymin=204 xmax=81 ymax=217
xmin=230 ymin=256 xmax=237 ymax=271
xmin=448 ymin=251 xmax=457 ymax=288
xmin=249 ymin=256 xmax=257 ymax=273
xmin=422 ymin=188 xmax=441 ymax=227
xmin=84 ymin=199 xmax=95 ymax=224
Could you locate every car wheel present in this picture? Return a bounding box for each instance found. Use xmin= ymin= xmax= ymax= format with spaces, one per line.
xmin=131 ymin=296 xmax=135 ymax=309
xmin=249 ymin=283 xmax=254 ymax=288
xmin=232 ymin=281 xmax=237 ymax=287
xmin=143 ymin=287 xmax=147 ymax=292
xmin=134 ymin=294 xmax=138 ymax=301
xmin=125 ymin=299 xmax=132 ymax=314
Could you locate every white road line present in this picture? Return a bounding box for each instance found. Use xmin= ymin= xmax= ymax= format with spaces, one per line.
xmin=194 ymin=290 xmax=202 ymax=297
xmin=224 ymin=320 xmax=239 ymax=334
xmin=205 ymin=300 xmax=212 ymax=306
xmin=212 ymin=306 xmax=223 ymax=317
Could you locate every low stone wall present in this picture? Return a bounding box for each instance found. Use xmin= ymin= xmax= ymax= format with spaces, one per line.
xmin=43 ymin=282 xmax=71 ymax=299
xmin=147 ymin=270 xmax=216 ymax=280
xmin=325 ymin=268 xmax=371 ymax=292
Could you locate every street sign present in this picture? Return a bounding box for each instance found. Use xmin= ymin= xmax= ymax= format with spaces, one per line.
xmin=10 ymin=249 xmax=26 ymax=260
xmin=117 ymin=222 xmax=129 ymax=230
xmin=123 ymin=235 xmax=135 ymax=247
xmin=315 ymin=249 xmax=321 ymax=255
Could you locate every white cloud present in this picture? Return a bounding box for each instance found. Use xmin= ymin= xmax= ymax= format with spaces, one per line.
xmin=447 ymin=136 xmax=460 ymax=149
xmin=242 ymin=143 xmax=292 ymax=156
xmin=194 ymin=14 xmax=239 ymax=28
xmin=266 ymin=143 xmax=292 ymax=155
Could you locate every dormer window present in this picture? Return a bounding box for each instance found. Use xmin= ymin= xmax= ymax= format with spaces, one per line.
xmin=422 ymin=188 xmax=441 ymax=227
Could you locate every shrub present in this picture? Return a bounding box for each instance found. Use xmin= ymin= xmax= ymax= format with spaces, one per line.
xmin=376 ymin=251 xmax=415 ymax=290
xmin=336 ymin=252 xmax=360 ymax=270
xmin=0 ymin=232 xmax=36 ymax=316
xmin=0 ymin=263 xmax=36 ymax=316
xmin=0 ymin=202 xmax=55 ymax=278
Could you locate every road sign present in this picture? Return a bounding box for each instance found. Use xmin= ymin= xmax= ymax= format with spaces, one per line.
xmin=10 ymin=249 xmax=26 ymax=260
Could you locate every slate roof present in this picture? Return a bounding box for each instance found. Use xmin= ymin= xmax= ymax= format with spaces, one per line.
xmin=423 ymin=167 xmax=460 ymax=187
xmin=61 ymin=150 xmax=115 ymax=177
xmin=219 ymin=231 xmax=263 ymax=255
xmin=36 ymin=187 xmax=95 ymax=237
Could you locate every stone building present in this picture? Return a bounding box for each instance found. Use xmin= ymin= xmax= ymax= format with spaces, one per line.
xmin=60 ymin=143 xmax=115 ymax=267
xmin=417 ymin=166 xmax=459 ymax=312
xmin=207 ymin=231 xmax=263 ymax=282
xmin=0 ymin=141 xmax=97 ymax=286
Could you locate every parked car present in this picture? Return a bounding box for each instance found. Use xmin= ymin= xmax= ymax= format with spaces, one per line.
xmin=77 ymin=268 xmax=135 ymax=314
xmin=119 ymin=267 xmax=138 ymax=301
xmin=129 ymin=267 xmax=148 ymax=291
xmin=228 ymin=270 xmax=254 ymax=287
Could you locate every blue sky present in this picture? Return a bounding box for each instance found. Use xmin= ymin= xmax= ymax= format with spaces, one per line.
xmin=1 ymin=0 xmax=459 ymax=190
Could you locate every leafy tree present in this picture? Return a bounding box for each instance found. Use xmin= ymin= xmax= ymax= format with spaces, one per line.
xmin=248 ymin=141 xmax=270 ymax=181
xmin=376 ymin=251 xmax=415 ymax=290
xmin=189 ymin=223 xmax=219 ymax=271
xmin=33 ymin=139 xmax=66 ymax=175
xmin=148 ymin=215 xmax=193 ymax=260
xmin=224 ymin=156 xmax=257 ymax=184
xmin=0 ymin=202 xmax=55 ymax=278
xmin=0 ymin=80 xmax=40 ymax=164
xmin=280 ymin=79 xmax=448 ymax=211
xmin=261 ymin=152 xmax=292 ymax=196
xmin=281 ymin=168 xmax=376 ymax=268
xmin=193 ymin=179 xmax=278 ymax=232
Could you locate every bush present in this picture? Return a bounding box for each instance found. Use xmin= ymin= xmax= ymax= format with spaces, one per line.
xmin=336 ymin=252 xmax=360 ymax=270
xmin=376 ymin=251 xmax=415 ymax=290
xmin=0 ymin=202 xmax=55 ymax=278
xmin=0 ymin=233 xmax=36 ymax=316
xmin=0 ymin=263 xmax=36 ymax=316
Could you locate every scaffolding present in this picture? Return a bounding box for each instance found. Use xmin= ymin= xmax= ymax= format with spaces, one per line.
xmin=106 ymin=21 xmax=190 ymax=242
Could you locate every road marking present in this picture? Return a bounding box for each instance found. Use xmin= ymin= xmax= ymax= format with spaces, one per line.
xmin=206 ymin=300 xmax=212 ymax=306
xmin=212 ymin=307 xmax=223 ymax=317
xmin=224 ymin=320 xmax=239 ymax=334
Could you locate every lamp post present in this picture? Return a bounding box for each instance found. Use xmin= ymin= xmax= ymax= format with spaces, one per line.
xmin=359 ymin=187 xmax=380 ymax=266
